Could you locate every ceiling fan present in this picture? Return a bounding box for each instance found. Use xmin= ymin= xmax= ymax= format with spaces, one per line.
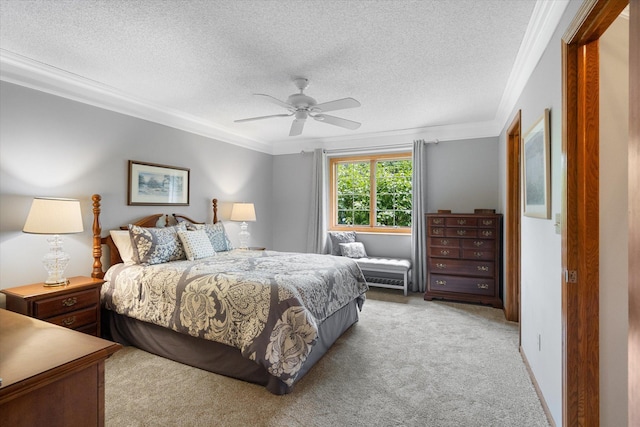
xmin=234 ymin=78 xmax=361 ymax=136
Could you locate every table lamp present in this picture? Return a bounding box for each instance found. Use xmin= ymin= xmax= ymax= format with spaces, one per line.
xmin=230 ymin=202 xmax=256 ymax=249
xmin=23 ymin=197 xmax=84 ymax=286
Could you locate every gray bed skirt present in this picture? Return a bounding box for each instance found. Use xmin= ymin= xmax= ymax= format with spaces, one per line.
xmin=103 ymin=299 xmax=360 ymax=395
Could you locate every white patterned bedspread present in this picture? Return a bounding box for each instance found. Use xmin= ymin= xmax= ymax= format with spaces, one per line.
xmin=101 ymin=250 xmax=368 ymax=385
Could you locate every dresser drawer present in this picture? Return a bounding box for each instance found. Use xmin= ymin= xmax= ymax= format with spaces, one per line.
xmin=429 ymin=259 xmax=494 ymax=277
xmin=462 ymin=239 xmax=495 ymax=250
xmin=428 ymin=216 xmax=447 ymax=226
xmin=34 ymin=289 xmax=98 ymax=319
xmin=478 ymin=217 xmax=498 ymax=228
xmin=428 ymin=247 xmax=460 ymax=258
xmin=462 ymin=249 xmax=495 ymax=261
xmin=429 ymin=274 xmax=495 ymax=296
xmin=430 ymin=237 xmax=460 ymax=247
xmin=445 ymin=217 xmax=477 ymax=227
xmin=478 ymin=228 xmax=497 ymax=238
xmin=445 ymin=228 xmax=478 ymax=238
xmin=429 ymin=226 xmax=446 ymax=236
xmin=47 ymin=306 xmax=97 ymax=330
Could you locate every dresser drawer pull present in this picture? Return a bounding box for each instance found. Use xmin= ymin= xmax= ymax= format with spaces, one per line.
xmin=482 ymin=220 xmax=494 ymax=226
xmin=477 ymin=283 xmax=489 ymax=289
xmin=440 ymin=239 xmax=449 ymax=245
xmin=62 ymin=316 xmax=77 ymax=326
xmin=432 ymin=218 xmax=443 ymax=224
xmin=439 ymin=250 xmax=450 ymax=256
xmin=433 ymin=229 xmax=442 ymax=235
xmin=481 ymin=230 xmax=493 ymax=237
xmin=457 ymin=230 xmax=467 ymax=236
xmin=477 ymin=266 xmax=489 ymax=272
xmin=435 ymin=263 xmax=447 ymax=269
xmin=473 ymin=251 xmax=484 ymax=258
xmin=62 ymin=297 xmax=77 ymax=307
xmin=473 ymin=241 xmax=484 ymax=247
xmin=457 ymin=219 xmax=467 ymax=225
xmin=435 ymin=280 xmax=447 ymax=286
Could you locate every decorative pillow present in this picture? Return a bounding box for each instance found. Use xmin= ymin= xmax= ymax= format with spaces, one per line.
xmin=187 ymin=222 xmax=233 ymax=252
xmin=339 ymin=242 xmax=368 ymax=258
xmin=328 ymin=231 xmax=357 ymax=256
xmin=177 ymin=229 xmax=216 ymax=261
xmin=109 ymin=230 xmax=136 ymax=265
xmin=129 ymin=222 xmax=187 ymax=265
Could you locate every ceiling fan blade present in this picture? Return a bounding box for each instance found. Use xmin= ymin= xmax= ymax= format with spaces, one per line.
xmin=289 ymin=119 xmax=305 ymax=136
xmin=234 ymin=113 xmax=292 ymax=123
xmin=253 ymin=93 xmax=293 ymax=110
xmin=313 ymin=97 xmax=361 ymax=113
xmin=313 ymin=114 xmax=361 ymax=130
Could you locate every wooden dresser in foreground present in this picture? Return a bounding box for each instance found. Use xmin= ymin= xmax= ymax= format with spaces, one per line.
xmin=0 ymin=309 xmax=121 ymax=427
xmin=424 ymin=212 xmax=503 ymax=308
xmin=1 ymin=276 xmax=104 ymax=336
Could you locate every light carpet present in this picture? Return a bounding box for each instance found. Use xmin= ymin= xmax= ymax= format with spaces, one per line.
xmin=104 ymin=289 xmax=549 ymax=427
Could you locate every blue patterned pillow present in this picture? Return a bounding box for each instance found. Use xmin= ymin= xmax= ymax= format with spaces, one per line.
xmin=177 ymin=229 xmax=215 ymax=261
xmin=129 ymin=222 xmax=187 ymax=265
xmin=187 ymin=222 xmax=233 ymax=252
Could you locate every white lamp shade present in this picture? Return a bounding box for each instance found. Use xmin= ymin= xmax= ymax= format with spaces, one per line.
xmin=23 ymin=198 xmax=84 ymax=234
xmin=230 ymin=203 xmax=256 ymax=222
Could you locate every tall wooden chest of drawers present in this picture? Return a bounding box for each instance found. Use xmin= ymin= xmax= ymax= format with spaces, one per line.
xmin=424 ymin=213 xmax=503 ymax=308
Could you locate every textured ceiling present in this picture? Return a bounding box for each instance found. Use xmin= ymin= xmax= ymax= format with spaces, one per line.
xmin=1 ymin=0 xmax=563 ymax=153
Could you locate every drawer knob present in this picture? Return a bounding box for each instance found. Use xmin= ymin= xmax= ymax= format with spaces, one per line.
xmin=433 ymin=229 xmax=442 ymax=235
xmin=482 ymin=220 xmax=493 ymax=225
xmin=482 ymin=230 xmax=493 ymax=237
xmin=62 ymin=316 xmax=77 ymax=326
xmin=435 ymin=263 xmax=447 ymax=269
xmin=474 ymin=251 xmax=483 ymax=258
xmin=62 ymin=297 xmax=77 ymax=307
xmin=457 ymin=219 xmax=466 ymax=225
xmin=439 ymin=250 xmax=450 ymax=256
xmin=457 ymin=230 xmax=467 ymax=236
xmin=435 ymin=280 xmax=447 ymax=286
xmin=473 ymin=241 xmax=484 ymax=247
xmin=477 ymin=266 xmax=489 ymax=272
xmin=477 ymin=283 xmax=489 ymax=289
xmin=433 ymin=219 xmax=443 ymax=224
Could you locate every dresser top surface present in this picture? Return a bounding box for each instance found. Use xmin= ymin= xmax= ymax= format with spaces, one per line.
xmin=0 ymin=309 xmax=120 ymax=391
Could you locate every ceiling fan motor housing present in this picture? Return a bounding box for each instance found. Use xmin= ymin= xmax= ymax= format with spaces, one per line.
xmin=287 ymin=93 xmax=317 ymax=109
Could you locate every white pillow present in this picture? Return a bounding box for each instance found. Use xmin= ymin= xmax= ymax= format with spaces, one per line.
xmin=177 ymin=229 xmax=216 ymax=261
xmin=109 ymin=230 xmax=136 ymax=265
xmin=339 ymin=242 xmax=367 ymax=258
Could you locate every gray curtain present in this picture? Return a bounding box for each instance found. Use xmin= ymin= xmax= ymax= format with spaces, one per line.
xmin=411 ymin=140 xmax=428 ymax=292
xmin=306 ymin=148 xmax=327 ymax=253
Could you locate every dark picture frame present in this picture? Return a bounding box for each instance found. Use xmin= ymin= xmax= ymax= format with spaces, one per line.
xmin=522 ymin=109 xmax=551 ymax=219
xmin=128 ymin=160 xmax=190 ymax=206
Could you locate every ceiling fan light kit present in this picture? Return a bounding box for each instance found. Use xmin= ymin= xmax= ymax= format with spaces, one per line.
xmin=235 ymin=78 xmax=361 ymax=136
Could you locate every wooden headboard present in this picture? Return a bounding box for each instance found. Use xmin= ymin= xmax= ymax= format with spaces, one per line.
xmin=91 ymin=194 xmax=218 ymax=279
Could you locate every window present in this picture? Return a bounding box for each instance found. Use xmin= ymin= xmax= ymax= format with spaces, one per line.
xmin=329 ymin=153 xmax=412 ymax=233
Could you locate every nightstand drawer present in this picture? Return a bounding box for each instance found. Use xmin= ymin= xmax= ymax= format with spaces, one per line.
xmin=47 ymin=306 xmax=97 ymax=330
xmin=34 ymin=289 xmax=98 ymax=319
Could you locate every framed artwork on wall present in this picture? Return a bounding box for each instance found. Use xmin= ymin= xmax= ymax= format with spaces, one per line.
xmin=522 ymin=109 xmax=551 ymax=219
xmin=128 ymin=160 xmax=190 ymax=206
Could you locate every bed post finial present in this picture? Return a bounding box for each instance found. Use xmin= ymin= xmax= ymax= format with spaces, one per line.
xmin=92 ymin=194 xmax=104 ymax=279
xmin=212 ymin=198 xmax=218 ymax=224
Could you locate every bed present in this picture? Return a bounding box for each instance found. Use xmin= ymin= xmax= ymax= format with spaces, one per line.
xmin=90 ymin=194 xmax=368 ymax=394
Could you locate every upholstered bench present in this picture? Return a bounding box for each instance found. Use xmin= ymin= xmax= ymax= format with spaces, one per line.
xmin=354 ymin=257 xmax=411 ymax=296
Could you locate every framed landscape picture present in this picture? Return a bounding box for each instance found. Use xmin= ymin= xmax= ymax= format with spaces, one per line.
xmin=128 ymin=160 xmax=190 ymax=206
xmin=522 ymin=109 xmax=551 ymax=219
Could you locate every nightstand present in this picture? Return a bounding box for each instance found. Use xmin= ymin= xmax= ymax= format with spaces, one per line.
xmin=1 ymin=276 xmax=105 ymax=337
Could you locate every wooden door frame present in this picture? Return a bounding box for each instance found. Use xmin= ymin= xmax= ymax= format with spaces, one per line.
xmin=505 ymin=111 xmax=521 ymax=325
xmin=561 ymin=0 xmax=629 ymax=425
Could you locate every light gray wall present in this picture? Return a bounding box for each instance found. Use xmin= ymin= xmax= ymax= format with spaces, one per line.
xmin=496 ymin=1 xmax=631 ymax=425
xmin=0 ymin=81 xmax=273 ymax=295
xmin=599 ymin=15 xmax=629 ymax=427
xmin=272 ymin=137 xmax=500 ymax=262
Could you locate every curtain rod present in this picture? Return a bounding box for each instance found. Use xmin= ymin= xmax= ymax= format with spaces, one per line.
xmin=300 ymin=139 xmax=439 ymax=154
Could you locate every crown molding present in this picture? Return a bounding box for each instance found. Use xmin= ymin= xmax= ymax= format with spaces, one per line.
xmin=0 ymin=50 xmax=274 ymax=154
xmin=494 ymin=0 xmax=570 ymax=129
